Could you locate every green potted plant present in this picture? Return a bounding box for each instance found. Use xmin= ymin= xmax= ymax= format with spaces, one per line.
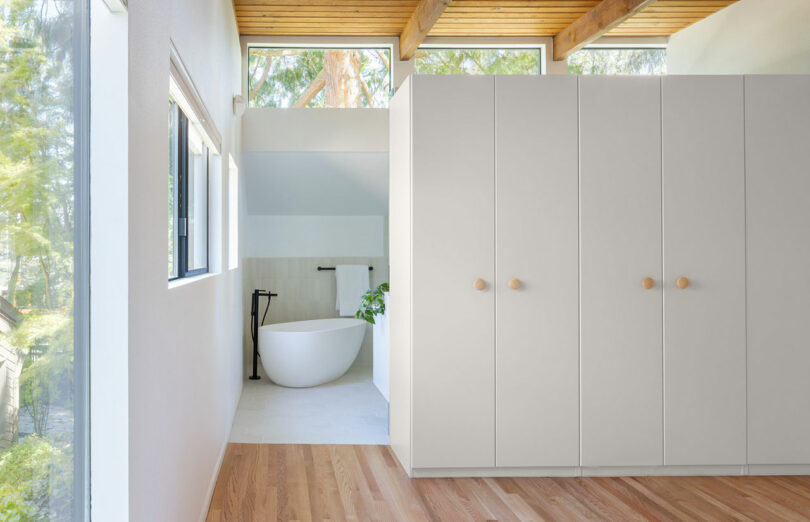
xmin=356 ymin=282 xmax=390 ymax=401
xmin=355 ymin=282 xmax=389 ymax=324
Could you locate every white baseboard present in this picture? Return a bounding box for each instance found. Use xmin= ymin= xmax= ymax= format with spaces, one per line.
xmin=748 ymin=464 xmax=810 ymax=475
xmin=409 ymin=463 xmax=810 ymax=478
xmin=198 ymin=436 xmax=230 ymax=522
xmin=198 ymin=381 xmax=243 ymax=522
xmin=581 ymin=465 xmax=746 ymax=477
xmin=413 ymin=467 xmax=580 ymax=478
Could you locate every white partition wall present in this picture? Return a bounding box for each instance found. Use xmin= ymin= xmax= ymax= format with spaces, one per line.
xmin=410 ymin=75 xmax=496 ymax=469
xmin=579 ymin=76 xmax=663 ymax=467
xmin=495 ymin=76 xmax=580 ymax=468
xmin=388 ymin=76 xmax=413 ymax=472
xmin=746 ymin=75 xmax=810 ymax=466
xmin=662 ymin=76 xmax=747 ymax=466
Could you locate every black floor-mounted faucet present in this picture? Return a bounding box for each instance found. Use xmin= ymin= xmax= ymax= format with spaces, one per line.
xmin=250 ymin=289 xmax=277 ymax=380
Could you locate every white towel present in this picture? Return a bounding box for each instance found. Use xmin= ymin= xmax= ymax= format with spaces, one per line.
xmin=335 ymin=265 xmax=370 ymax=317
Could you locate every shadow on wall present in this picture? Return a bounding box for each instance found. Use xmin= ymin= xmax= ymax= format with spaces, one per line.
xmin=242 ymin=256 xmax=389 ymax=380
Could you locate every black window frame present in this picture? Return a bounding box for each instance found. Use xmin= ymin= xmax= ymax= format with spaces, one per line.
xmin=170 ymin=102 xmax=209 ymax=281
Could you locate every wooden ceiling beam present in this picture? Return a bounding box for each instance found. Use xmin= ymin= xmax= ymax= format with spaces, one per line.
xmin=399 ymin=0 xmax=453 ymax=60
xmin=552 ymin=0 xmax=659 ymax=61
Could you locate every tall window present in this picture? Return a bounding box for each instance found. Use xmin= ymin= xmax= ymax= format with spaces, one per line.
xmin=414 ymin=48 xmax=542 ymax=75
xmin=0 ymin=0 xmax=88 ymax=518
xmin=248 ymin=47 xmax=392 ymax=108
xmin=228 ymin=156 xmax=238 ymax=271
xmin=169 ymin=100 xmax=209 ymax=280
xmin=568 ymin=47 xmax=667 ymax=75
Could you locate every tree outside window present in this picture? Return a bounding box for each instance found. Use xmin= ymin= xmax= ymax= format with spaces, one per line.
xmin=568 ymin=48 xmax=667 ymax=75
xmin=414 ymin=48 xmax=541 ymax=75
xmin=248 ymin=48 xmax=392 ymax=108
xmin=0 ymin=0 xmax=77 ymax=518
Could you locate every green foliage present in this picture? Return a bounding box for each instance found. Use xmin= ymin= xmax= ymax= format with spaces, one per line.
xmin=0 ymin=1 xmax=75 ymax=519
xmin=0 ymin=483 xmax=35 ymax=522
xmin=248 ymin=48 xmax=391 ymax=108
xmin=0 ymin=0 xmax=75 ymax=311
xmin=10 ymin=311 xmax=73 ymax=435
xmin=0 ymin=436 xmax=72 ymax=521
xmin=355 ymin=282 xmax=389 ymax=325
xmin=414 ymin=48 xmax=541 ymax=75
xmin=567 ymin=48 xmax=667 ymax=75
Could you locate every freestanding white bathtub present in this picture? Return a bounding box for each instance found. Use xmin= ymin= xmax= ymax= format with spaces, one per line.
xmin=258 ymin=318 xmax=366 ymax=387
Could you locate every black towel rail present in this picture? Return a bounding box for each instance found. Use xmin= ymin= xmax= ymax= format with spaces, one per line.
xmin=317 ymin=266 xmax=373 ymax=271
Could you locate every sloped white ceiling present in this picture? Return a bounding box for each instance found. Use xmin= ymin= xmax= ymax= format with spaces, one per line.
xmin=242 ymin=150 xmax=389 ymax=216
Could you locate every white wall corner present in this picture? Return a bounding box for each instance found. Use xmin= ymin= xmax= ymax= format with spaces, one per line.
xmin=90 ymin=1 xmax=129 ymax=520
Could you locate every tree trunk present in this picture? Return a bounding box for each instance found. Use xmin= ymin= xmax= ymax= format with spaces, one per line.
xmin=323 ymin=50 xmax=362 ymax=108
xmin=7 ymin=255 xmax=21 ymax=306
xmin=37 ymin=255 xmax=52 ymax=309
xmin=250 ymin=58 xmax=274 ymax=102
xmin=293 ymin=69 xmax=326 ymax=108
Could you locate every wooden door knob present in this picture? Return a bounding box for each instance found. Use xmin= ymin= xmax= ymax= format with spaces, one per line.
xmin=508 ymin=278 xmax=521 ymax=290
xmin=642 ymin=277 xmax=655 ymax=290
xmin=473 ymin=278 xmax=486 ymax=291
xmin=677 ymin=276 xmax=689 ymax=289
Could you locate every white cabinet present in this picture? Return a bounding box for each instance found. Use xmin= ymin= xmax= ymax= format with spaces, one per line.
xmin=410 ymin=75 xmax=496 ymax=469
xmin=391 ymin=75 xmax=579 ymax=474
xmin=746 ymin=75 xmax=810 ymax=465
xmin=391 ymin=73 xmax=810 ymax=477
xmin=662 ymin=76 xmax=747 ymax=466
xmin=495 ymin=76 xmax=579 ymax=467
xmin=580 ymin=76 xmax=664 ymax=467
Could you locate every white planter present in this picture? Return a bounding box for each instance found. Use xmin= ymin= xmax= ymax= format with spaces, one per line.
xmin=372 ymin=292 xmax=390 ymax=401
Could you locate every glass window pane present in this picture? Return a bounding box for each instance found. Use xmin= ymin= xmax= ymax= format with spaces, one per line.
xmin=414 ymin=48 xmax=541 ymax=75
xmin=0 ymin=0 xmax=80 ymax=518
xmin=248 ymin=48 xmax=392 ymax=108
xmin=568 ymin=48 xmax=667 ymax=75
xmin=187 ymin=124 xmax=208 ymax=272
xmin=228 ymin=158 xmax=238 ymax=271
xmin=169 ymin=102 xmax=179 ymax=279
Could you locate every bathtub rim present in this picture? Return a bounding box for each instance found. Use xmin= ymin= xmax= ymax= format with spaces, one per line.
xmin=259 ymin=317 xmax=367 ymax=334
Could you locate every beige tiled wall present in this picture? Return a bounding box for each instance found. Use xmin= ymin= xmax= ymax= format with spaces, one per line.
xmin=242 ymin=256 xmax=389 ymax=379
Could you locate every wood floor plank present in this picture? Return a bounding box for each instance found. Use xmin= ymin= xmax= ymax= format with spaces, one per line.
xmin=640 ymin=476 xmax=753 ymax=521
xmin=618 ymin=477 xmax=703 ymax=521
xmin=206 ymin=444 xmax=810 ymax=522
xmin=456 ymin=478 xmax=522 ymax=522
xmin=717 ymin=476 xmax=810 ymax=521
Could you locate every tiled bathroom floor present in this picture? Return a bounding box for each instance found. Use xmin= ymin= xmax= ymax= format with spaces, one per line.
xmin=229 ymin=366 xmax=389 ymax=445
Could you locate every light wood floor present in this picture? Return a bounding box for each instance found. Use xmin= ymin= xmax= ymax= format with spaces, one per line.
xmin=207 ymin=444 xmax=810 ymax=521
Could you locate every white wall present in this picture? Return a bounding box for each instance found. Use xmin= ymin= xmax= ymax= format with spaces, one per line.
xmin=128 ymin=1 xmax=243 ymax=521
xmin=668 ymin=0 xmax=810 ymax=74
xmin=243 ymin=216 xmax=384 ymax=258
xmin=242 ymin=151 xmax=389 ymax=216
xmin=90 ymin=2 xmax=128 ymax=520
xmin=242 ymin=108 xmax=388 ymax=152
xmin=241 ymin=90 xmax=389 ymax=261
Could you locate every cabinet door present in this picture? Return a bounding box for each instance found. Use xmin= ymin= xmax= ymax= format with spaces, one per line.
xmin=580 ymin=76 xmax=663 ymax=467
xmin=495 ymin=76 xmax=579 ymax=467
xmin=746 ymin=75 xmax=810 ymax=465
xmin=662 ymin=76 xmax=746 ymax=465
xmin=411 ymin=75 xmax=495 ymax=469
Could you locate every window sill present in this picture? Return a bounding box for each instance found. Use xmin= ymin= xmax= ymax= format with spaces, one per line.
xmin=168 ymin=272 xmax=217 ymax=290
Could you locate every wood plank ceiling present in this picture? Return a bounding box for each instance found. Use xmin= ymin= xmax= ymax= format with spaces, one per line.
xmin=234 ymin=0 xmax=738 ymax=39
